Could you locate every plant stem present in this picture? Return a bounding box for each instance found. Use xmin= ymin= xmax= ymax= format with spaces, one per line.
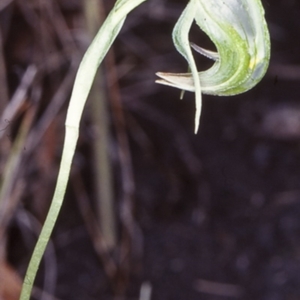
xmin=19 ymin=1 xmax=147 ymax=299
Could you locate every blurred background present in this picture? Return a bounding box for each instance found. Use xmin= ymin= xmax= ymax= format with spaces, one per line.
xmin=1 ymin=0 xmax=300 ymax=299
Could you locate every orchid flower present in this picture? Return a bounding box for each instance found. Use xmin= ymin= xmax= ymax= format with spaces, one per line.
xmin=156 ymin=0 xmax=270 ymax=133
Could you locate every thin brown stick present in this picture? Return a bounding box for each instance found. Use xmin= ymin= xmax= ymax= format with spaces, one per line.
xmin=83 ymin=0 xmax=117 ymax=249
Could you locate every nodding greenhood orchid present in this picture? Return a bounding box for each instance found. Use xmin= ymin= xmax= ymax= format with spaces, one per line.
xmin=156 ymin=0 xmax=270 ymax=133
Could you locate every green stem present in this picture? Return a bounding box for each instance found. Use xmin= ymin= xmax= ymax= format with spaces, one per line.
xmin=19 ymin=1 xmax=146 ymax=299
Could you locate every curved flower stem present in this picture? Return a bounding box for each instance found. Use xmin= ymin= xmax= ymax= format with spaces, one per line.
xmin=19 ymin=1 xmax=147 ymax=299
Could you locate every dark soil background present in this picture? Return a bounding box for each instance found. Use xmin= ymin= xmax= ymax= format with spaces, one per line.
xmin=2 ymin=0 xmax=300 ymax=300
